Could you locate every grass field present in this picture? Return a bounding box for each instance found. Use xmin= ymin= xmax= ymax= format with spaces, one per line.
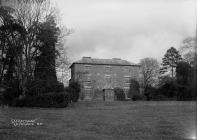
xmin=0 ymin=101 xmax=196 ymax=140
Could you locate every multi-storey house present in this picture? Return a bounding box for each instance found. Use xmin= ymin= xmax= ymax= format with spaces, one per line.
xmin=70 ymin=57 xmax=140 ymax=100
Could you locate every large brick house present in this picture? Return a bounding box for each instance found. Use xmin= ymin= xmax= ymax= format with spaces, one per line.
xmin=70 ymin=57 xmax=140 ymax=100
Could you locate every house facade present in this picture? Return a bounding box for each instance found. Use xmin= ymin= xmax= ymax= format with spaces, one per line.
xmin=70 ymin=57 xmax=140 ymax=100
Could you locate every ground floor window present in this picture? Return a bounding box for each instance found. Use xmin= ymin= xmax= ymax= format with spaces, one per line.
xmin=84 ymin=88 xmax=92 ymax=100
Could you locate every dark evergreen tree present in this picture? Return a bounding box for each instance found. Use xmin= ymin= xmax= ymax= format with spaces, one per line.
xmin=0 ymin=6 xmax=25 ymax=86
xmin=176 ymin=61 xmax=191 ymax=85
xmin=0 ymin=6 xmax=26 ymax=103
xmin=68 ymin=81 xmax=81 ymax=102
xmin=176 ymin=61 xmax=193 ymax=100
xmin=34 ymin=15 xmax=60 ymax=93
xmin=158 ymin=77 xmax=177 ymax=98
xmin=193 ymin=52 xmax=197 ymax=98
xmin=160 ymin=47 xmax=182 ymax=77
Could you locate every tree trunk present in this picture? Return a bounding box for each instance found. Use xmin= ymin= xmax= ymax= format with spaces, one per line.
xmin=0 ymin=63 xmax=5 ymax=84
xmin=171 ymin=66 xmax=174 ymax=77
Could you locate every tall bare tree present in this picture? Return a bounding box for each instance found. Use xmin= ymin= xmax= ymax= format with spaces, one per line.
xmin=1 ymin=0 xmax=70 ymax=95
xmin=0 ymin=5 xmax=26 ymax=86
xmin=10 ymin=0 xmax=53 ymax=94
xmin=56 ymin=27 xmax=72 ymax=86
xmin=180 ymin=37 xmax=196 ymax=65
xmin=140 ymin=57 xmax=160 ymax=90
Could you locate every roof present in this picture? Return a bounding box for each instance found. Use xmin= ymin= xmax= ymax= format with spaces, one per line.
xmin=70 ymin=57 xmax=140 ymax=68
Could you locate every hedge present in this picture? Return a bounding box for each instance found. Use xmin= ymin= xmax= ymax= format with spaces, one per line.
xmin=13 ymin=92 xmax=70 ymax=108
xmin=114 ymin=87 xmax=125 ymax=101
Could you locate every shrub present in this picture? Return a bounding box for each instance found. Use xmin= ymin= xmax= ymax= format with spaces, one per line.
xmin=141 ymin=86 xmax=169 ymax=101
xmin=26 ymin=80 xmax=45 ymax=96
xmin=144 ymin=85 xmax=157 ymax=101
xmin=158 ymin=77 xmax=178 ymax=98
xmin=92 ymin=89 xmax=102 ymax=100
xmin=13 ymin=92 xmax=69 ymax=108
xmin=68 ymin=81 xmax=81 ymax=102
xmin=26 ymin=80 xmax=65 ymax=96
xmin=114 ymin=87 xmax=125 ymax=101
xmin=176 ymin=61 xmax=191 ymax=85
xmin=132 ymin=93 xmax=144 ymax=101
xmin=45 ymin=82 xmax=65 ymax=93
xmin=0 ymin=85 xmax=6 ymax=105
xmin=3 ymin=85 xmax=21 ymax=105
xmin=177 ymin=85 xmax=193 ymax=100
xmin=151 ymin=94 xmax=168 ymax=101
xmin=128 ymin=79 xmax=141 ymax=100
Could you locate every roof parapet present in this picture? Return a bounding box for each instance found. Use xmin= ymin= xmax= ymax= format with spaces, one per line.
xmin=112 ymin=58 xmax=121 ymax=60
xmin=82 ymin=57 xmax=91 ymax=59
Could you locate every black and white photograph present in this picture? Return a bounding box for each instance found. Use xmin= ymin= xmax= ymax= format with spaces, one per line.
xmin=0 ymin=0 xmax=197 ymax=139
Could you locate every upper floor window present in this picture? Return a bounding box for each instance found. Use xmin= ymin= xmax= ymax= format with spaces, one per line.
xmin=123 ymin=66 xmax=130 ymax=74
xmin=84 ymin=65 xmax=91 ymax=73
xmin=105 ymin=75 xmax=111 ymax=83
xmin=124 ymin=77 xmax=130 ymax=85
xmin=83 ymin=81 xmax=91 ymax=89
xmin=105 ymin=66 xmax=111 ymax=74
xmin=84 ymin=73 xmax=91 ymax=81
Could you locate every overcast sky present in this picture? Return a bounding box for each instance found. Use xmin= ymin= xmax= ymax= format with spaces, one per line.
xmin=53 ymin=0 xmax=197 ymax=63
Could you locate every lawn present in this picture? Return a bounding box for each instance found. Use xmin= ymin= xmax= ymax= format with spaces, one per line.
xmin=0 ymin=101 xmax=196 ymax=140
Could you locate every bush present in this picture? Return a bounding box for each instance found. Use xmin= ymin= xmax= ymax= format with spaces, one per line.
xmin=13 ymin=92 xmax=69 ymax=108
xmin=128 ymin=79 xmax=141 ymax=100
xmin=144 ymin=86 xmax=157 ymax=101
xmin=132 ymin=93 xmax=144 ymax=101
xmin=114 ymin=87 xmax=125 ymax=101
xmin=141 ymin=86 xmax=170 ymax=101
xmin=0 ymin=85 xmax=6 ymax=105
xmin=26 ymin=80 xmax=45 ymax=96
xmin=158 ymin=77 xmax=178 ymax=98
xmin=177 ymin=85 xmax=193 ymax=100
xmin=151 ymin=94 xmax=168 ymax=101
xmin=67 ymin=81 xmax=81 ymax=102
xmin=3 ymin=85 xmax=21 ymax=105
xmin=26 ymin=80 xmax=64 ymax=96
xmin=92 ymin=89 xmax=102 ymax=100
xmin=45 ymin=82 xmax=65 ymax=93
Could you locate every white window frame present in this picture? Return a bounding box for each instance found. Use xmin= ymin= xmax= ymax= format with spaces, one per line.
xmin=105 ymin=75 xmax=111 ymax=83
xmin=83 ymin=81 xmax=91 ymax=89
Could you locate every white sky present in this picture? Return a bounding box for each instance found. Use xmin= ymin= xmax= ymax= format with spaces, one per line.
xmin=53 ymin=0 xmax=197 ymax=63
